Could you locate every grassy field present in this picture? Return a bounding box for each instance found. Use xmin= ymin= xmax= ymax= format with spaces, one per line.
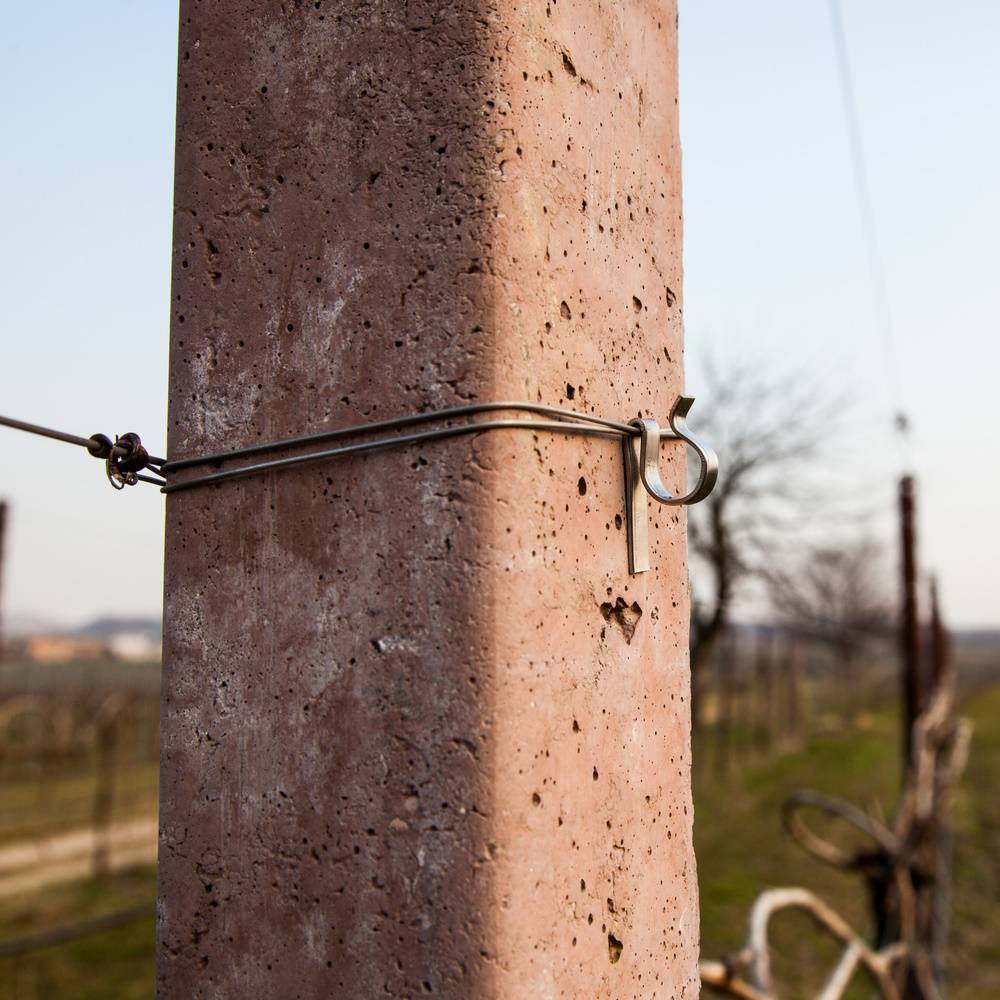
xmin=0 ymin=762 xmax=159 ymax=847
xmin=0 ymin=684 xmax=996 ymax=997
xmin=0 ymin=865 xmax=156 ymax=1000
xmin=696 ymin=681 xmax=1000 ymax=997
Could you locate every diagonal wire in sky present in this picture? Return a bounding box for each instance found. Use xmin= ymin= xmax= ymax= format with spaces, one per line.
xmin=827 ymin=0 xmax=912 ymax=460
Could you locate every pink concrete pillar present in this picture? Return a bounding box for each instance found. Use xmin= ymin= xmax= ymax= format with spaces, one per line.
xmin=158 ymin=1 xmax=697 ymax=996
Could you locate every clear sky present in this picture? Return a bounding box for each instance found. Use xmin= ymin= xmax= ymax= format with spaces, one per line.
xmin=0 ymin=1 xmax=996 ymax=629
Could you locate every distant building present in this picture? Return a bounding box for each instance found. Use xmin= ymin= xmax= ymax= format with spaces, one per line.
xmin=24 ymin=634 xmax=106 ymax=663
xmin=4 ymin=614 xmax=163 ymax=665
xmin=15 ymin=630 xmax=160 ymax=665
xmin=107 ymin=631 xmax=161 ymax=662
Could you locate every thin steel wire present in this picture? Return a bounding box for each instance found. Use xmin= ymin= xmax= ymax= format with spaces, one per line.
xmin=0 ymin=415 xmax=97 ymax=451
xmin=162 ymin=416 xmax=635 ymax=494
xmin=1 ymin=401 xmax=689 ymax=497
xmin=0 ymin=903 xmax=154 ymax=958
xmin=828 ymin=0 xmax=901 ymax=398
xmin=136 ymin=473 xmax=168 ymax=488
xmin=0 ymin=414 xmax=167 ymax=468
xmin=827 ymin=0 xmax=914 ymax=470
xmin=161 ymin=401 xmax=661 ymax=473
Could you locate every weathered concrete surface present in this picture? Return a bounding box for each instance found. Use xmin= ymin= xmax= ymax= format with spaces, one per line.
xmin=159 ymin=1 xmax=696 ymax=997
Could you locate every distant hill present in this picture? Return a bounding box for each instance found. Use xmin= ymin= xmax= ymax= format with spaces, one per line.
xmin=3 ymin=612 xmax=161 ymax=640
xmin=3 ymin=612 xmax=64 ymax=638
xmin=954 ymin=629 xmax=1000 ymax=648
xmin=76 ymin=616 xmax=161 ymax=640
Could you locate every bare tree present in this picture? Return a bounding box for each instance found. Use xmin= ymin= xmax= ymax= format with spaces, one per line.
xmin=688 ymin=353 xmax=842 ymax=677
xmin=768 ymin=536 xmax=893 ymax=716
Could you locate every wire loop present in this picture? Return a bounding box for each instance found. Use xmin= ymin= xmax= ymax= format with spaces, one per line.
xmin=105 ymin=432 xmax=151 ymax=490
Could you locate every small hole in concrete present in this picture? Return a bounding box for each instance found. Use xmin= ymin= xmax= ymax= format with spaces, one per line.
xmin=608 ymin=933 xmax=623 ymax=964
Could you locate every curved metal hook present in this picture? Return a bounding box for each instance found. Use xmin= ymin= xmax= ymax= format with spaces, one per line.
xmin=630 ymin=396 xmax=719 ymax=506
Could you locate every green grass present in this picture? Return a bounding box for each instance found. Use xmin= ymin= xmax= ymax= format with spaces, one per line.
xmin=0 ymin=865 xmax=156 ymax=1000
xmin=695 ymin=682 xmax=1000 ymax=997
xmin=0 ymin=762 xmax=159 ymax=846
xmin=0 ymin=692 xmax=159 ymax=999
xmin=947 ymin=685 xmax=1000 ymax=995
xmin=0 ymin=684 xmax=997 ymax=997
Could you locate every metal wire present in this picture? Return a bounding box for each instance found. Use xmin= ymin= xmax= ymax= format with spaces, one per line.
xmin=162 ymin=416 xmax=632 ymax=494
xmin=1 ymin=400 xmax=693 ymax=498
xmin=0 ymin=903 xmax=154 ymax=958
xmin=161 ymin=401 xmax=659 ymax=473
xmin=827 ymin=0 xmax=914 ymax=472
xmin=0 ymin=414 xmax=167 ymax=468
xmin=0 ymin=414 xmax=99 ymax=452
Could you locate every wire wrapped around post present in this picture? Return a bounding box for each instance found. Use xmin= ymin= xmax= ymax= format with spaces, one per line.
xmin=0 ymin=394 xmax=719 ymax=574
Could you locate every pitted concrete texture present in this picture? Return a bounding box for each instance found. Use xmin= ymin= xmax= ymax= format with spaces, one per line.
xmin=159 ymin=2 xmax=697 ymax=997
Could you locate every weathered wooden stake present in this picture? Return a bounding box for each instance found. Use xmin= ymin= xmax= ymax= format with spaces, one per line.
xmin=714 ymin=630 xmax=734 ymax=781
xmin=785 ymin=639 xmax=804 ymax=748
xmin=753 ymin=631 xmax=774 ymax=757
xmin=899 ymin=475 xmax=922 ymax=771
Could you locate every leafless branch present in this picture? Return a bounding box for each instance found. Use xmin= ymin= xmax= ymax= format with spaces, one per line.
xmin=700 ymin=887 xmax=906 ymax=999
xmin=702 ymin=624 xmax=969 ymax=999
xmin=688 ymin=349 xmax=852 ymax=673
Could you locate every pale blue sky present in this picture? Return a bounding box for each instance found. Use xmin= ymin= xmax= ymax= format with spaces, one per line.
xmin=0 ymin=2 xmax=996 ymax=628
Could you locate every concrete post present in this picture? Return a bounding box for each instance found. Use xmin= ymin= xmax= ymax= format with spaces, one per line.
xmin=158 ymin=2 xmax=697 ymax=997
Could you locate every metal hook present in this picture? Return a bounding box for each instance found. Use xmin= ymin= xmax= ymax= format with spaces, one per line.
xmin=631 ymin=396 xmax=719 ymax=507
xmin=621 ymin=396 xmax=719 ymax=575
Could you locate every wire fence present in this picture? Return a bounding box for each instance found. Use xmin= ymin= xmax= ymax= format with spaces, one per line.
xmin=0 ymin=665 xmax=160 ymax=997
xmin=0 ymin=680 xmax=159 ymax=855
xmin=692 ymin=627 xmax=901 ymax=783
